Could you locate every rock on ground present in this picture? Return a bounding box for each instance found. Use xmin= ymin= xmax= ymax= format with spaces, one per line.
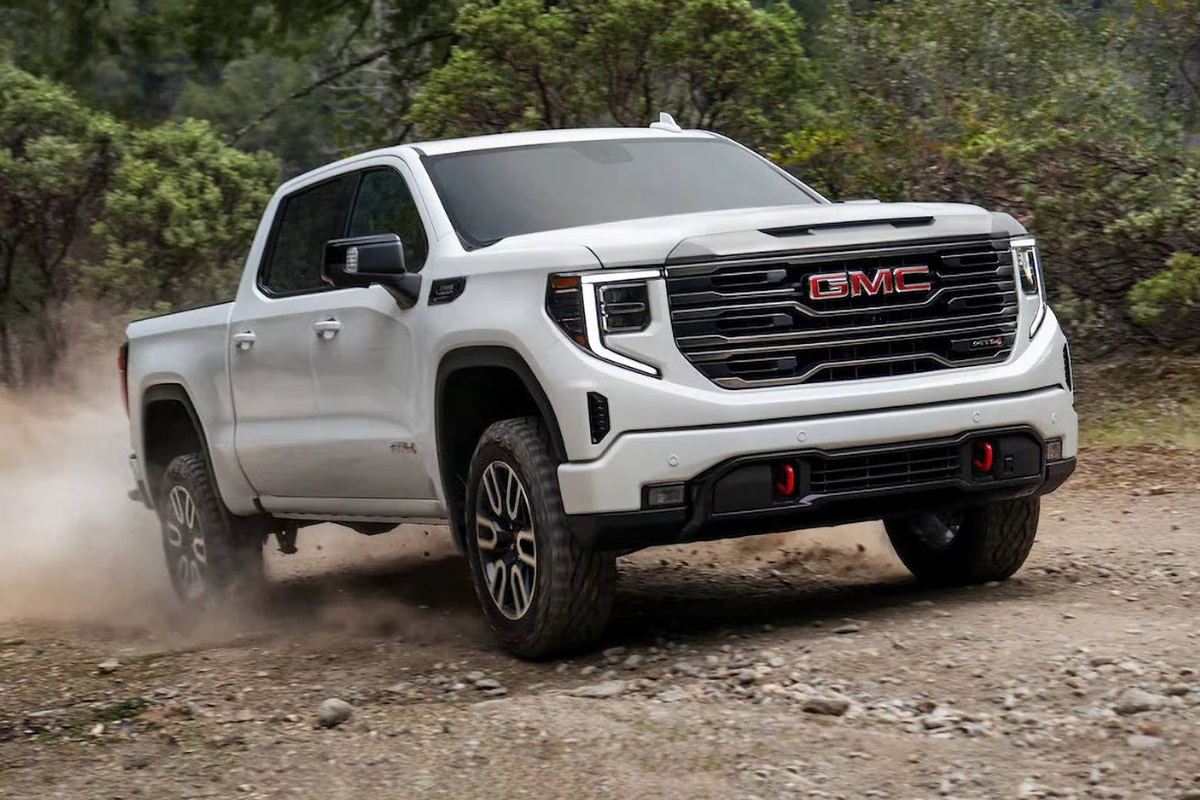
xmin=317 ymin=698 xmax=354 ymax=728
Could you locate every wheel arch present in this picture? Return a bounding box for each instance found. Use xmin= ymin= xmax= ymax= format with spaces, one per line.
xmin=435 ymin=346 xmax=566 ymax=549
xmin=140 ymin=383 xmax=215 ymax=503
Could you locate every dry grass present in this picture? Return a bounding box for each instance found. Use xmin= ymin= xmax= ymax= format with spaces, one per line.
xmin=1075 ymin=353 xmax=1200 ymax=448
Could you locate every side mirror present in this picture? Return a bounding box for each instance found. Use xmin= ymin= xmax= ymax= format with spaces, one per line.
xmin=323 ymin=234 xmax=421 ymax=308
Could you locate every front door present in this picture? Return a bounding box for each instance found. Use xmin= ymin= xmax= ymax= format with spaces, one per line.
xmin=307 ymin=163 xmax=435 ymax=501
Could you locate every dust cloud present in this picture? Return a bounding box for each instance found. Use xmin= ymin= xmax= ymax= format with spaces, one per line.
xmin=0 ymin=380 xmax=169 ymax=625
xmin=0 ymin=368 xmax=471 ymax=641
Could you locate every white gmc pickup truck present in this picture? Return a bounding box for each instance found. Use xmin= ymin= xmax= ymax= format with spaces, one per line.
xmin=123 ymin=118 xmax=1077 ymax=658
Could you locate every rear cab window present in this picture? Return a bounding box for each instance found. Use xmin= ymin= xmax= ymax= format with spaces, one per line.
xmin=259 ymin=175 xmax=357 ymax=296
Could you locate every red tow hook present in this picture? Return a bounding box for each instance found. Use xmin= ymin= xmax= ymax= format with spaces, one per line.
xmin=972 ymin=442 xmax=995 ymax=473
xmin=775 ymin=463 xmax=796 ymax=496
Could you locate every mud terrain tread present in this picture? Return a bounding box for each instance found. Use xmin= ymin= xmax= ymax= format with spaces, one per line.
xmin=885 ymin=497 xmax=1040 ymax=587
xmin=161 ymin=454 xmax=264 ymax=604
xmin=970 ymin=497 xmax=1040 ymax=580
xmin=465 ymin=418 xmax=616 ymax=659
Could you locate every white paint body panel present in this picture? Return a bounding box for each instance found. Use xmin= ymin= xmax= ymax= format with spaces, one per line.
xmin=125 ymin=127 xmax=1077 ymax=523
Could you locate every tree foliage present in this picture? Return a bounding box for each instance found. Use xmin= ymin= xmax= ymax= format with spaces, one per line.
xmin=408 ymin=0 xmax=819 ymax=151
xmin=1129 ymin=253 xmax=1200 ymax=345
xmin=776 ymin=0 xmax=1199 ymax=355
xmin=0 ymin=61 xmax=121 ymax=383
xmin=0 ymin=61 xmax=278 ymax=385
xmin=90 ymin=119 xmax=279 ymax=313
xmin=4 ymin=0 xmax=1200 ymax=384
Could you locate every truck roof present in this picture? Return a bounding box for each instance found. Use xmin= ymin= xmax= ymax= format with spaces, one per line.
xmin=412 ymin=126 xmax=714 ymax=156
xmin=279 ymin=126 xmax=716 ymax=193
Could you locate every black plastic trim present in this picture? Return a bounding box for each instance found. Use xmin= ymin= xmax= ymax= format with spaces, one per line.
xmin=1043 ymin=457 xmax=1076 ymax=495
xmin=760 ymin=216 xmax=934 ymax=238
xmin=587 ymin=391 xmax=611 ymax=444
xmin=436 ymin=347 xmax=568 ymax=553
xmin=140 ymin=384 xmax=220 ymax=503
xmin=429 ymin=277 xmax=467 ymax=305
xmin=665 ymin=233 xmax=1004 ymax=267
xmin=569 ymin=437 xmax=1075 ymax=552
xmin=1063 ymin=343 xmax=1073 ymax=392
xmin=698 ymin=427 xmax=1041 ymax=504
xmin=435 ymin=346 xmax=567 ymax=464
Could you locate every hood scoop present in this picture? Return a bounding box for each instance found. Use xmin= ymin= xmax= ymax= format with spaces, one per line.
xmin=760 ymin=216 xmax=935 ymax=239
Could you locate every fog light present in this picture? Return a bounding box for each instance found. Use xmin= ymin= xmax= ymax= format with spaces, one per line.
xmin=1046 ymin=438 xmax=1064 ymax=462
xmin=645 ymin=483 xmax=686 ymax=508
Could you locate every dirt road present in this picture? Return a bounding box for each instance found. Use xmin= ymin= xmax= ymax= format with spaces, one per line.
xmin=1 ymin=449 xmax=1198 ymax=799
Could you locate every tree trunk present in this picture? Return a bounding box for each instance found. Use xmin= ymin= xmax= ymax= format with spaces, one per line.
xmin=35 ymin=304 xmax=64 ymax=385
xmin=0 ymin=316 xmax=11 ymax=387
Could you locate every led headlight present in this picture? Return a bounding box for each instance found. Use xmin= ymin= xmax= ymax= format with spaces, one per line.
xmin=1011 ymin=237 xmax=1047 ymax=337
xmin=546 ymin=269 xmax=661 ymax=376
xmin=598 ymin=283 xmax=651 ymax=333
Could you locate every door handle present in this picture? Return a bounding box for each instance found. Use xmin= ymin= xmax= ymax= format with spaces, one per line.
xmin=314 ymin=319 xmax=343 ymax=340
xmin=232 ymin=331 xmax=257 ymax=350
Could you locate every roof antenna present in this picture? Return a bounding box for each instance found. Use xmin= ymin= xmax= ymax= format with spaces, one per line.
xmin=649 ymin=112 xmax=682 ymax=132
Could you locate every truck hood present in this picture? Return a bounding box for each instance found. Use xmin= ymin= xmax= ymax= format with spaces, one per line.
xmin=485 ymin=201 xmax=1018 ymax=268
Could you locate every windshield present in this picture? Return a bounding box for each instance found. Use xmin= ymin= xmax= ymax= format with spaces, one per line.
xmin=423 ymin=138 xmax=820 ymax=246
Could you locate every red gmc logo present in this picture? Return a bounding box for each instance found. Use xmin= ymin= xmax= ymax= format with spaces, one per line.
xmin=808 ymin=266 xmax=932 ymax=300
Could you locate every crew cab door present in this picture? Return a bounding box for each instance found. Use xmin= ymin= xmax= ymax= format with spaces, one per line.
xmin=229 ymin=172 xmax=359 ymax=502
xmin=306 ymin=162 xmax=435 ymax=503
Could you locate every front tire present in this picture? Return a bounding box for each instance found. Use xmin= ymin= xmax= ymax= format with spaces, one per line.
xmin=884 ymin=497 xmax=1040 ymax=586
xmin=157 ymin=453 xmax=265 ymax=608
xmin=464 ymin=418 xmax=616 ymax=659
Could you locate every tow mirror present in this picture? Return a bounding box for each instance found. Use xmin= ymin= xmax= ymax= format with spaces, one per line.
xmin=323 ymin=234 xmax=421 ymax=308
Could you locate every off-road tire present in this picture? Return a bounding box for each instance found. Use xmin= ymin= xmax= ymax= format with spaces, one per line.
xmin=158 ymin=453 xmax=265 ymax=608
xmin=464 ymin=418 xmax=616 ymax=659
xmin=884 ymin=497 xmax=1041 ymax=587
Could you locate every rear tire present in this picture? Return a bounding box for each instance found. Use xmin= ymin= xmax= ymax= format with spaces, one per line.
xmin=464 ymin=418 xmax=616 ymax=659
xmin=157 ymin=453 xmax=265 ymax=608
xmin=884 ymin=497 xmax=1040 ymax=586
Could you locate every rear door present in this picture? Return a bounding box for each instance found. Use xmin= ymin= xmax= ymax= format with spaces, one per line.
xmin=229 ymin=173 xmax=357 ymax=501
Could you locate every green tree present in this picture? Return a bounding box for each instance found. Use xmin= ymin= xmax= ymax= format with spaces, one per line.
xmin=1129 ymin=253 xmax=1200 ymax=346
xmin=90 ymin=118 xmax=279 ymax=313
xmin=779 ymin=0 xmax=1197 ymax=353
xmin=176 ymin=52 xmax=341 ymax=176
xmin=0 ymin=61 xmax=121 ymax=385
xmin=408 ymin=0 xmax=819 ymax=151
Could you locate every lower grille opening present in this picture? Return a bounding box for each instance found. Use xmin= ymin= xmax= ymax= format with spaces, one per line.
xmin=708 ymin=432 xmax=1044 ymax=515
xmin=809 ymin=445 xmax=960 ymax=494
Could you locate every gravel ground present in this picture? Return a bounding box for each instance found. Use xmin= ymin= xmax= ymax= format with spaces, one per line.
xmin=2 ymin=452 xmax=1199 ymax=800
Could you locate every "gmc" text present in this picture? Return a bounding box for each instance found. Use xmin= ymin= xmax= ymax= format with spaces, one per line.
xmin=808 ymin=266 xmax=932 ymax=300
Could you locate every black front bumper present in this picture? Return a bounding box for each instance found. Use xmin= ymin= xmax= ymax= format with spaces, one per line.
xmin=570 ymin=429 xmax=1076 ymax=551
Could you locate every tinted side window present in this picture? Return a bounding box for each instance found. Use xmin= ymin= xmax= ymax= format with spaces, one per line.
xmin=348 ymin=169 xmax=430 ymax=272
xmin=261 ymin=175 xmax=355 ymax=295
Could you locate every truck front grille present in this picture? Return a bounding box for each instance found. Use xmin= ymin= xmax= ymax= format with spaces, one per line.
xmin=666 ymin=238 xmax=1018 ymax=388
xmin=808 ymin=443 xmax=961 ymax=495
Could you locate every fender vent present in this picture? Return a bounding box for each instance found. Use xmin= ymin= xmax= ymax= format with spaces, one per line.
xmin=587 ymin=392 xmax=611 ymax=444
